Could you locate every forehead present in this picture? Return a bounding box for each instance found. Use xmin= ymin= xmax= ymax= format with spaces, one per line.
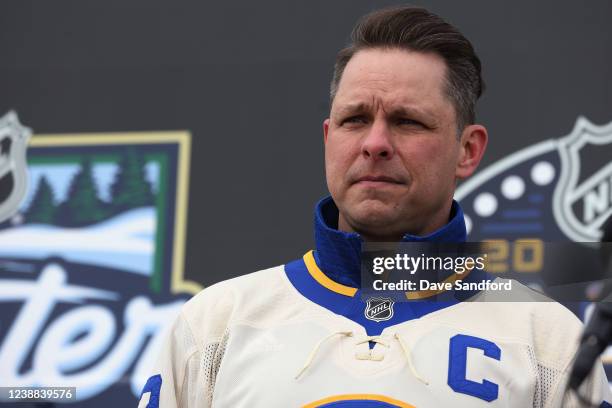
xmin=333 ymin=48 xmax=452 ymax=117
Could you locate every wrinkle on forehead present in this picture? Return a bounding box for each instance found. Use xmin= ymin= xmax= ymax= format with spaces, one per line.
xmin=331 ymin=48 xmax=454 ymax=125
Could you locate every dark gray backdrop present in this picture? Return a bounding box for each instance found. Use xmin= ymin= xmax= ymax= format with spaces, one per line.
xmin=2 ymin=0 xmax=611 ymax=287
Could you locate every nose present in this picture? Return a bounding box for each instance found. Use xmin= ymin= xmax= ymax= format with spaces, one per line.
xmin=361 ymin=119 xmax=394 ymax=160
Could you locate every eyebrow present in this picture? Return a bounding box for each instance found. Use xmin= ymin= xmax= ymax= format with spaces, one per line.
xmin=333 ymin=102 xmax=369 ymax=117
xmin=333 ymin=102 xmax=435 ymax=120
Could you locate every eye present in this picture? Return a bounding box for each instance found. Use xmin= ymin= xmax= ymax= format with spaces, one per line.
xmin=341 ymin=115 xmax=368 ymax=126
xmin=396 ymin=118 xmax=423 ymax=127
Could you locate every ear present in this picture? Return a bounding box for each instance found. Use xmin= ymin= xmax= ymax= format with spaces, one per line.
xmin=323 ymin=118 xmax=330 ymax=144
xmin=456 ymin=124 xmax=488 ymax=179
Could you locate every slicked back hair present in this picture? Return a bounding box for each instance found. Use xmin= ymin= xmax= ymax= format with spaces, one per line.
xmin=330 ymin=6 xmax=484 ymax=133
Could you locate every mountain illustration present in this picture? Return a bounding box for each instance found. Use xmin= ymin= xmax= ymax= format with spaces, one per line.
xmin=0 ymin=207 xmax=155 ymax=275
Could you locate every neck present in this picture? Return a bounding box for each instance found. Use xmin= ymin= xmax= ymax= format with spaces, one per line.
xmin=337 ymin=202 xmax=453 ymax=242
xmin=313 ymin=197 xmax=467 ymax=288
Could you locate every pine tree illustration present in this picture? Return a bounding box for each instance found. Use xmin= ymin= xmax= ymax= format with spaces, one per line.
xmin=57 ymin=158 xmax=109 ymax=226
xmin=109 ymin=148 xmax=154 ymax=215
xmin=25 ymin=175 xmax=57 ymax=224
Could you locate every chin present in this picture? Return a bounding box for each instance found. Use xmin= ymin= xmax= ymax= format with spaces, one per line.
xmin=350 ymin=203 xmax=399 ymax=230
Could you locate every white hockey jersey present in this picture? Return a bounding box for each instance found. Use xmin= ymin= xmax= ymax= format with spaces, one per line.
xmin=138 ymin=198 xmax=611 ymax=407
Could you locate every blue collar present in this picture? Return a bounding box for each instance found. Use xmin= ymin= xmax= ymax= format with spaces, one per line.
xmin=313 ymin=196 xmax=467 ymax=287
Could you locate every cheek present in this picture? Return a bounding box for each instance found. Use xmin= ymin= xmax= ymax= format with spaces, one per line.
xmin=325 ymin=137 xmax=356 ymax=181
xmin=400 ymin=141 xmax=459 ymax=182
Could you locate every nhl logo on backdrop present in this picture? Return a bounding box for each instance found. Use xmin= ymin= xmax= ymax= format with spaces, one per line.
xmin=553 ymin=117 xmax=612 ymax=241
xmin=365 ymin=297 xmax=394 ymax=322
xmin=0 ymin=111 xmax=31 ymax=223
xmin=456 ymin=116 xmax=612 ymax=242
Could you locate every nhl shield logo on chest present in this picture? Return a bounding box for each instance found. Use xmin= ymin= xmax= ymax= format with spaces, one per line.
xmin=364 ymin=297 xmax=394 ymax=322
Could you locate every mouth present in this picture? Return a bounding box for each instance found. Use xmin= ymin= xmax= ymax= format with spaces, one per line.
xmin=354 ymin=175 xmax=404 ymax=186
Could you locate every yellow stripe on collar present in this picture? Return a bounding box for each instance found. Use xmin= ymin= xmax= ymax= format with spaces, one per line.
xmin=303 ymin=250 xmax=474 ymax=300
xmin=303 ymin=250 xmax=358 ymax=297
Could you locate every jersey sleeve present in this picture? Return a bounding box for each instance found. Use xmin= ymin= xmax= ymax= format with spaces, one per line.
xmin=545 ymin=358 xmax=611 ymax=408
xmin=529 ymin=302 xmax=612 ymax=407
xmin=137 ymin=282 xmax=234 ymax=408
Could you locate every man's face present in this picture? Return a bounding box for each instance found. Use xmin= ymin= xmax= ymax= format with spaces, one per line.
xmin=324 ymin=48 xmax=485 ymax=240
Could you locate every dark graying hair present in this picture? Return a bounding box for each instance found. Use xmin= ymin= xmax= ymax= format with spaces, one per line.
xmin=330 ymin=6 xmax=484 ymax=132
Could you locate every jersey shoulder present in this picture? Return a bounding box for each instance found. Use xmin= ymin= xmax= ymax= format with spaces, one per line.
xmin=180 ymin=262 xmax=313 ymax=345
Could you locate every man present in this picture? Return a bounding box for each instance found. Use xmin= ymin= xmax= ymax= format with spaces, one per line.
xmin=139 ymin=6 xmax=610 ymax=407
